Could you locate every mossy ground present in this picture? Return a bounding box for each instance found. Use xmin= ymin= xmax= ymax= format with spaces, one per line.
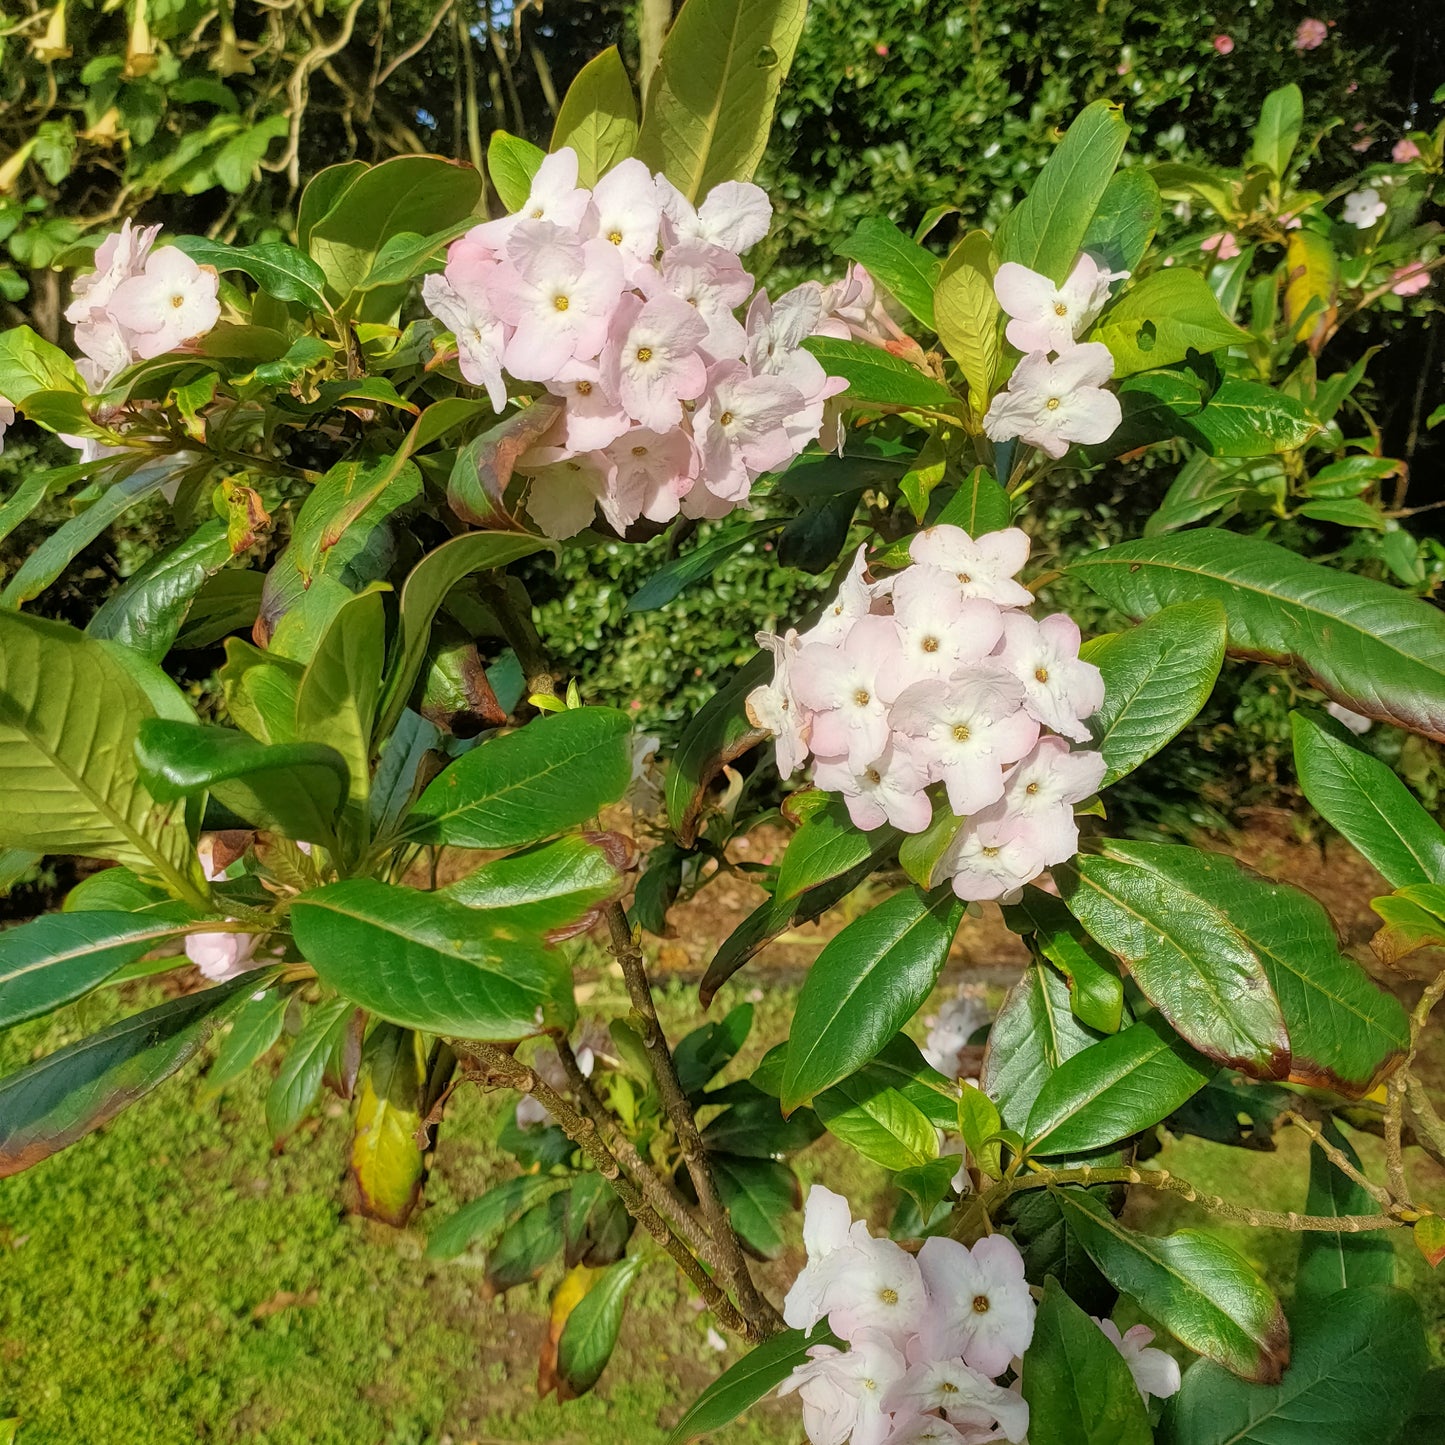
xmin=1 ymin=975 xmax=1441 ymax=1445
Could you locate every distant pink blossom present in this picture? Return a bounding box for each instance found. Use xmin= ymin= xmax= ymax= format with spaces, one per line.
xmin=1295 ymin=18 xmax=1328 ymax=49
xmin=1393 ymin=137 xmax=1422 ymax=163
xmin=1212 ymin=34 xmax=1235 ymax=54
xmin=1392 ymin=263 xmax=1433 ymax=298
xmin=1201 ymin=231 xmax=1241 ymax=261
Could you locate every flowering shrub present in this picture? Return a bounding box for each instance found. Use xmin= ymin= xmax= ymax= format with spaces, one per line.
xmin=0 ymin=3 xmax=1443 ymax=1442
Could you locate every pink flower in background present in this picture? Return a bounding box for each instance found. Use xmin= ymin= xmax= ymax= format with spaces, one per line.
xmin=1393 ymin=137 xmax=1422 ymax=163
xmin=598 ymin=427 xmax=697 ymax=530
xmin=1201 ymin=231 xmax=1241 ymax=260
xmin=1295 ymin=18 xmax=1328 ymax=49
xmin=1212 ymin=33 xmax=1235 ymax=54
xmin=693 ymin=361 xmax=806 ymax=501
xmin=792 ymin=614 xmax=903 ymax=770
xmin=1391 ymin=263 xmax=1433 ymax=298
xmin=471 ymin=148 xmax=591 ymax=248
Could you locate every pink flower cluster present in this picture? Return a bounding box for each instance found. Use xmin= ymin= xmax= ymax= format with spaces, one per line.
xmin=747 ymin=528 xmax=1105 ymax=903
xmin=421 ymin=148 xmax=846 ymax=538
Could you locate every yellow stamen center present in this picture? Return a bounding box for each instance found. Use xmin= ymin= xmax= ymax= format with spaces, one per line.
xmin=1045 ymin=396 xmax=1061 ymax=410
xmin=972 ymin=1293 xmax=991 ymax=1314
xmin=635 ymin=345 xmax=653 ymax=362
xmin=1054 ymin=302 xmax=1069 ymax=316
xmin=922 ymin=636 xmax=939 ymax=653
xmin=854 ymin=689 xmax=871 ymax=707
xmin=170 ymin=294 xmax=186 ymax=309
xmin=575 ymin=380 xmax=593 ymax=396
xmin=952 ymin=723 xmax=970 ymax=742
xmin=719 ymin=410 xmax=734 ymax=426
xmin=554 ymin=295 xmax=570 ymax=312
xmin=879 ymin=1287 xmax=898 ymax=1305
xmin=608 ymin=229 xmax=623 ymax=244
xmin=1035 ymin=667 xmax=1049 ymax=682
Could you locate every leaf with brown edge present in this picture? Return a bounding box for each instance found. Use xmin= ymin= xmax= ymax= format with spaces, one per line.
xmin=538 ymin=1263 xmax=603 ymax=1399
xmin=350 ymin=1023 xmax=426 ymax=1228
xmin=446 ymin=402 xmax=561 ymax=530
xmin=1415 ymin=1216 xmax=1445 ymax=1269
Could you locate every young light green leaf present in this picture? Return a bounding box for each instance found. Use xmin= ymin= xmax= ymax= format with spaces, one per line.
xmin=934 ymin=231 xmax=1000 ymax=418
xmin=350 ymin=1023 xmax=426 ymax=1227
xmin=813 ymin=1077 xmax=939 ymax=1170
xmin=1247 ymin=83 xmax=1304 ymax=181
xmin=266 ymin=997 xmax=354 ymax=1140
xmin=207 ymin=987 xmax=292 ymax=1092
xmin=488 ymin=131 xmax=545 ymax=211
xmin=550 ymin=47 xmax=638 ymax=186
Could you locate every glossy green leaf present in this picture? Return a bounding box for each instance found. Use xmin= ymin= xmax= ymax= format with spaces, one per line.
xmin=0 ymin=611 xmax=194 ymax=885
xmin=265 ymin=998 xmax=353 ymax=1140
xmin=934 ymin=231 xmax=1000 ymax=417
xmin=666 ymin=1326 xmax=840 ymax=1443
xmin=0 ymin=974 xmax=262 ymax=1178
xmin=1295 ymin=1119 xmax=1394 ymax=1298
xmin=781 ymin=886 xmax=963 ymax=1111
xmin=813 ymin=1077 xmax=938 ymax=1169
xmin=1161 ymin=1286 xmax=1426 ymax=1444
xmin=1023 ymin=1279 xmax=1153 ymax=1445
xmin=627 ymin=520 xmax=779 ymax=614
xmin=135 ymin=719 xmax=348 ymax=848
xmin=1297 ymin=498 xmax=1387 ymax=531
xmin=774 ymin=795 xmax=879 ymax=903
xmin=350 ymin=1023 xmax=426 ymax=1228
xmin=1290 ymin=709 xmax=1445 ymax=887
xmin=550 ymin=47 xmax=638 ymax=186
xmin=486 ymin=1191 xmax=568 ymax=1292
xmin=995 ymin=101 xmax=1129 ymax=284
xmin=1084 ymin=600 xmax=1227 ymax=787
xmin=802 ymin=336 xmax=956 ymax=409
xmin=897 ymin=799 xmax=967 ymax=891
xmin=171 ymin=237 xmax=330 ymax=311
xmin=408 ymin=707 xmax=633 ymax=848
xmin=1095 ymin=271 xmax=1248 ymax=376
xmin=378 ymin=531 xmax=551 ymax=737
xmin=1187 ymin=380 xmax=1317 ymax=456
xmin=0 ymin=911 xmax=193 ymax=1033
xmin=1026 ymin=1016 xmax=1212 ymax=1157
xmin=207 ymin=987 xmax=291 ymax=1092
xmin=934 ymin=465 xmax=1012 ymax=536
xmin=0 ymin=324 xmax=84 ymax=403
xmin=711 ymin=1154 xmax=798 ymax=1258
xmin=443 ymin=834 xmax=626 ymax=941
xmin=1071 ymin=531 xmax=1445 ymax=741
xmin=556 ymin=1254 xmax=643 ymax=1397
xmin=174 ymin=570 xmax=264 ymax=650
xmin=675 ymin=1002 xmax=754 ymax=1097
xmin=1082 ymin=167 xmax=1162 ymax=274
xmin=634 ymin=0 xmax=807 ymax=201
xmin=488 ymin=131 xmax=545 ymax=211
xmin=1008 ymin=887 xmax=1125 ymax=1034
xmin=563 ymin=1173 xmax=633 ymax=1268
xmin=959 ymin=1082 xmax=1004 ymax=1179
xmin=290 ymin=879 xmax=575 ymax=1039
xmin=837 ymin=218 xmax=940 ymax=329
xmin=426 ymin=1174 xmax=569 ymax=1260
xmin=1247 ymin=83 xmax=1304 ymax=180
xmin=1054 ymin=1188 xmax=1290 ymax=1383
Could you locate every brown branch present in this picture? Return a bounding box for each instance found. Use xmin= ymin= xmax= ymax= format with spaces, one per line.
xmin=604 ymin=902 xmax=783 ymax=1336
xmin=1283 ymin=1111 xmax=1399 ymax=1210
xmin=458 ymin=1041 xmax=751 ymax=1337
xmin=378 ymin=0 xmax=458 ymax=87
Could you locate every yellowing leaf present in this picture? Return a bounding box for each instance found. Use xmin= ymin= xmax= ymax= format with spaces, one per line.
xmin=1284 ymin=230 xmax=1338 ymax=350
xmin=934 ymin=231 xmax=999 ymax=423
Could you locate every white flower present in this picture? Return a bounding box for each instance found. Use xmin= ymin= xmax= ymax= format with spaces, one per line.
xmin=941 ymin=808 xmax=1049 ymax=904
xmin=778 ymin=1332 xmax=907 ymax=1445
xmin=185 ymin=929 xmax=261 ymax=983
xmin=657 ymin=176 xmax=772 ymax=253
xmin=983 ymin=345 xmax=1122 ymax=460
xmin=914 ymin=1234 xmax=1037 ymax=1377
xmin=1342 ymin=187 xmax=1387 ymax=229
xmin=888 ymin=1358 xmax=1030 ymax=1442
xmin=0 ymin=396 xmax=12 ymax=453
xmin=107 ymin=247 xmax=221 ymax=361
xmin=807 ymin=1232 xmax=930 ymax=1344
xmin=792 ymin=615 xmax=903 ymax=771
xmin=747 ymin=629 xmax=811 ymax=780
xmin=586 ymin=156 xmax=663 ymax=270
xmin=907 ymin=526 xmax=1034 ymax=608
xmin=813 ymin=740 xmax=934 ymax=834
xmin=994 ymin=253 xmax=1126 ymax=355
xmin=521 ymin=453 xmax=609 ymax=539
xmin=65 ymin=219 xmax=160 ymax=326
xmin=422 ymin=272 xmax=507 ymax=411
xmin=800 ymin=544 xmax=885 ymax=648
xmin=601 ymin=291 xmax=709 ymax=432
xmin=472 ymin=147 xmax=592 ymax=248
xmin=994 ymin=612 xmax=1105 ymax=744
xmin=1095 ymin=1318 xmax=1182 ymax=1402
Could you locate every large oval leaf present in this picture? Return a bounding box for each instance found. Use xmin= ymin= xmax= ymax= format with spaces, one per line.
xmin=1070 ymin=532 xmax=1445 ymax=741
xmin=1094 ymin=271 xmax=1248 ymax=376
xmin=633 ymin=0 xmax=806 ymax=201
xmin=550 ymin=46 xmax=639 ymax=186
xmin=1062 ymin=840 xmax=1408 ymax=1094
xmin=780 ymin=885 xmax=963 ymax=1111
xmin=407 ymin=707 xmax=633 ymax=849
xmin=802 ymin=336 xmax=956 ymax=409
xmin=1161 ymin=1285 xmax=1426 ymax=1445
xmin=0 ymin=974 xmax=262 ymax=1178
xmin=1084 ymin=600 xmax=1227 ymax=787
xmin=290 ymin=879 xmax=575 ymax=1039
xmin=0 ymin=611 xmax=194 ymax=888
xmin=555 ymin=1254 xmax=644 ymax=1398
xmin=774 ymin=794 xmax=880 ymax=904
xmin=837 ymin=218 xmax=940 ymax=330
xmin=1026 ymin=1015 xmax=1212 ymax=1157
xmin=1053 ymin=1187 xmax=1289 ymax=1384
xmin=1290 ymin=709 xmax=1445 ymax=888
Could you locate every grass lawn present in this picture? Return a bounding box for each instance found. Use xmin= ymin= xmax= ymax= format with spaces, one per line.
xmin=1 ymin=973 xmax=1442 ymax=1444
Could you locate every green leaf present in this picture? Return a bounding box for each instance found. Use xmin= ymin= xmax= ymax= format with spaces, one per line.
xmin=488 ymin=131 xmax=545 ymax=212
xmin=173 ymin=570 xmax=264 ymax=650
xmin=802 ymin=336 xmax=956 ymax=409
xmin=1161 ymin=1285 xmax=1426 ymax=1444
xmin=633 ymin=0 xmax=807 ymax=201
xmin=266 ymin=997 xmax=354 ymax=1140
xmin=0 ymin=324 xmax=84 ymax=404
xmin=87 ymin=522 xmax=233 ymax=664
xmin=995 ymin=101 xmax=1129 ymax=284
xmin=352 ymin=221 xmax=476 ymax=293
xmin=781 ymin=886 xmax=963 ymax=1110
xmin=486 ymin=1191 xmax=568 ymax=1292
xmin=666 ymin=1327 xmax=841 ymax=1444
xmin=776 ymin=448 xmax=910 ymax=499
xmin=959 ymin=1081 xmax=1004 ymax=1179
xmin=1071 ymin=531 xmax=1445 ymax=742
xmin=934 ymin=465 xmax=1013 ymax=536
xmin=350 ymin=1023 xmax=426 ymax=1228
xmin=710 ymin=1154 xmax=799 ymax=1257
xmin=1247 ymin=84 xmax=1304 ymax=181
xmin=934 ymin=232 xmax=1000 ymax=418
xmin=812 ymin=1075 xmax=939 ymax=1170
xmin=774 ymin=795 xmax=879 ymax=903
xmin=1082 ymin=167 xmax=1162 ymax=274
xmin=563 ymin=1173 xmax=633 ymax=1268
xmin=298 ymin=161 xmax=370 ymax=251
xmin=1007 ymin=886 xmax=1125 ymax=1034
xmin=1054 ymin=1187 xmax=1289 ymax=1382
xmin=425 ymin=1174 xmax=569 ymax=1260
xmin=0 ymin=611 xmax=194 ymax=885
xmin=1186 ymin=380 xmax=1318 ymax=456
xmin=170 ymin=237 xmax=330 ymax=311
xmin=898 ymin=799 xmax=967 ymax=891
xmin=1084 ymin=600 xmax=1227 ymax=787
xmin=627 ymin=520 xmax=779 ymax=614
xmin=443 ymin=835 xmax=625 ymax=940
xmin=550 ymin=46 xmax=638 ymax=187
xmin=207 ymin=987 xmax=291 ymax=1092
xmin=777 ymin=489 xmax=861 ymax=573
xmin=1023 ymin=1278 xmax=1153 ymax=1445
xmin=984 ymin=959 xmax=1107 ymax=1131
xmin=290 ymin=879 xmax=576 ymax=1039
xmin=1297 ymin=498 xmax=1387 ymax=532
xmin=1094 ymin=271 xmax=1249 ymax=376
xmin=135 ymin=720 xmax=348 ymax=848
xmin=837 ymin=218 xmax=940 ymax=329
xmin=556 ymin=1254 xmax=643 ymax=1397
xmin=893 ymin=1155 xmax=959 ymax=1217
xmin=1026 ymin=1016 xmax=1212 ymax=1157
xmin=1295 ymin=1120 xmax=1394 ymax=1297
xmin=0 ymin=974 xmax=263 ymax=1178
xmin=1290 ymin=709 xmax=1445 ymax=887
xmin=409 ymin=707 xmax=633 ymax=848
xmin=0 ymin=911 xmax=193 ymax=1033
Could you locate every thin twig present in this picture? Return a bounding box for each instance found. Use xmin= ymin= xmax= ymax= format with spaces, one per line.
xmin=378 ymin=0 xmax=458 ymax=86
xmin=1283 ymin=1111 xmax=1398 ymax=1209
xmin=604 ymin=902 xmax=783 ymax=1335
xmin=458 ymin=1041 xmax=751 ymax=1337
